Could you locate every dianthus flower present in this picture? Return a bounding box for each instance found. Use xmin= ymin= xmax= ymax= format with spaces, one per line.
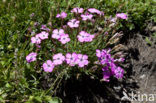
xmin=40 ymin=25 xmax=50 ymax=32
xmin=96 ymin=49 xmax=124 ymax=81
xmin=59 ymin=34 xmax=70 ymax=44
xmin=51 ymin=29 xmax=64 ymax=39
xmin=42 ymin=60 xmax=55 ymax=72
xmin=114 ymin=67 xmax=124 ymax=79
xmin=77 ymin=31 xmax=88 ymax=42
xmin=77 ymin=31 xmax=94 ymax=42
xmin=76 ymin=54 xmax=89 ymax=67
xmin=102 ymin=66 xmax=111 ymax=82
xmin=67 ymin=19 xmax=80 ymax=28
xmin=56 ymin=12 xmax=67 ymax=19
xmin=66 ymin=53 xmax=78 ymax=66
xmin=96 ymin=49 xmax=101 ymax=57
xmin=97 ymin=49 xmax=114 ymax=65
xmin=71 ymin=7 xmax=84 ymax=14
xmin=31 ymin=35 xmax=41 ymax=44
xmin=38 ymin=31 xmax=49 ymax=40
xmin=81 ymin=13 xmax=93 ymax=21
xmin=116 ymin=13 xmax=128 ymax=19
xmin=88 ymin=8 xmax=102 ymax=15
xmin=85 ymin=33 xmax=95 ymax=42
xmin=53 ymin=53 xmax=65 ymax=65
xmin=26 ymin=52 xmax=37 ymax=63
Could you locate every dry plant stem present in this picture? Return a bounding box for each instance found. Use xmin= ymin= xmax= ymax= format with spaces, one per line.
xmin=105 ymin=23 xmax=119 ymax=47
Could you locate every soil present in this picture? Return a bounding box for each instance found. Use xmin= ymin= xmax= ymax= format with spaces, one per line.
xmin=122 ymin=32 xmax=156 ymax=103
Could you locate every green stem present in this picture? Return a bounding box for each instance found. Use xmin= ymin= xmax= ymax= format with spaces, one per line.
xmin=44 ymin=69 xmax=66 ymax=95
xmin=51 ymin=74 xmax=64 ymax=96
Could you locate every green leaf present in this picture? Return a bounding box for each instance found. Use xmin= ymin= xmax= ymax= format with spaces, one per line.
xmin=49 ymin=97 xmax=62 ymax=103
xmin=145 ymin=37 xmax=152 ymax=45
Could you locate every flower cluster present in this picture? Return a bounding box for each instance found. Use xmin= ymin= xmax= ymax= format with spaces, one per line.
xmin=31 ymin=31 xmax=49 ymax=44
xmin=40 ymin=25 xmax=50 ymax=32
xmin=42 ymin=53 xmax=89 ymax=72
xmin=77 ymin=31 xmax=95 ymax=42
xmin=96 ymin=49 xmax=124 ymax=82
xmin=51 ymin=29 xmax=70 ymax=44
xmin=26 ymin=52 xmax=89 ymax=72
xmin=56 ymin=12 xmax=67 ymax=19
xmin=71 ymin=7 xmax=84 ymax=14
xmin=26 ymin=7 xmax=127 ymax=82
xmin=66 ymin=53 xmax=89 ymax=67
xmin=88 ymin=8 xmax=104 ymax=15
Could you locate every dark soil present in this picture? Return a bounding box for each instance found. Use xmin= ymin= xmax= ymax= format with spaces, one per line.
xmin=122 ymin=31 xmax=156 ymax=103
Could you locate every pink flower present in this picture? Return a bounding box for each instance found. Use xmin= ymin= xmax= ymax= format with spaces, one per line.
xmin=85 ymin=33 xmax=95 ymax=42
xmin=116 ymin=13 xmax=128 ymax=19
xmin=53 ymin=53 xmax=65 ymax=65
xmin=96 ymin=49 xmax=101 ymax=58
xmin=71 ymin=7 xmax=84 ymax=14
xmin=67 ymin=19 xmax=80 ymax=28
xmin=66 ymin=53 xmax=78 ymax=66
xmin=114 ymin=67 xmax=124 ymax=79
xmin=31 ymin=35 xmax=41 ymax=44
xmin=102 ymin=66 xmax=111 ymax=82
xmin=59 ymin=34 xmax=70 ymax=44
xmin=77 ymin=31 xmax=94 ymax=42
xmin=51 ymin=29 xmax=64 ymax=39
xmin=38 ymin=31 xmax=49 ymax=40
xmin=76 ymin=54 xmax=89 ymax=67
xmin=42 ymin=60 xmax=55 ymax=72
xmin=26 ymin=52 xmax=37 ymax=63
xmin=56 ymin=12 xmax=67 ymax=19
xmin=40 ymin=25 xmax=50 ymax=32
xmin=34 ymin=22 xmax=39 ymax=27
xmin=88 ymin=8 xmax=102 ymax=15
xmin=77 ymin=31 xmax=87 ymax=42
xmin=81 ymin=13 xmax=93 ymax=21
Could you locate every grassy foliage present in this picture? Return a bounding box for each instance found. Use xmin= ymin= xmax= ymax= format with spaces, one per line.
xmin=0 ymin=0 xmax=155 ymax=102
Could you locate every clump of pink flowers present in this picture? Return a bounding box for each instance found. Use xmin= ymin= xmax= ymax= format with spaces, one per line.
xmin=56 ymin=12 xmax=67 ymax=19
xmin=41 ymin=53 xmax=89 ymax=72
xmin=77 ymin=31 xmax=95 ymax=42
xmin=26 ymin=7 xmax=127 ymax=82
xmin=31 ymin=31 xmax=49 ymax=45
xmin=96 ymin=49 xmax=124 ymax=82
xmin=71 ymin=7 xmax=84 ymax=14
xmin=88 ymin=8 xmax=103 ymax=15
